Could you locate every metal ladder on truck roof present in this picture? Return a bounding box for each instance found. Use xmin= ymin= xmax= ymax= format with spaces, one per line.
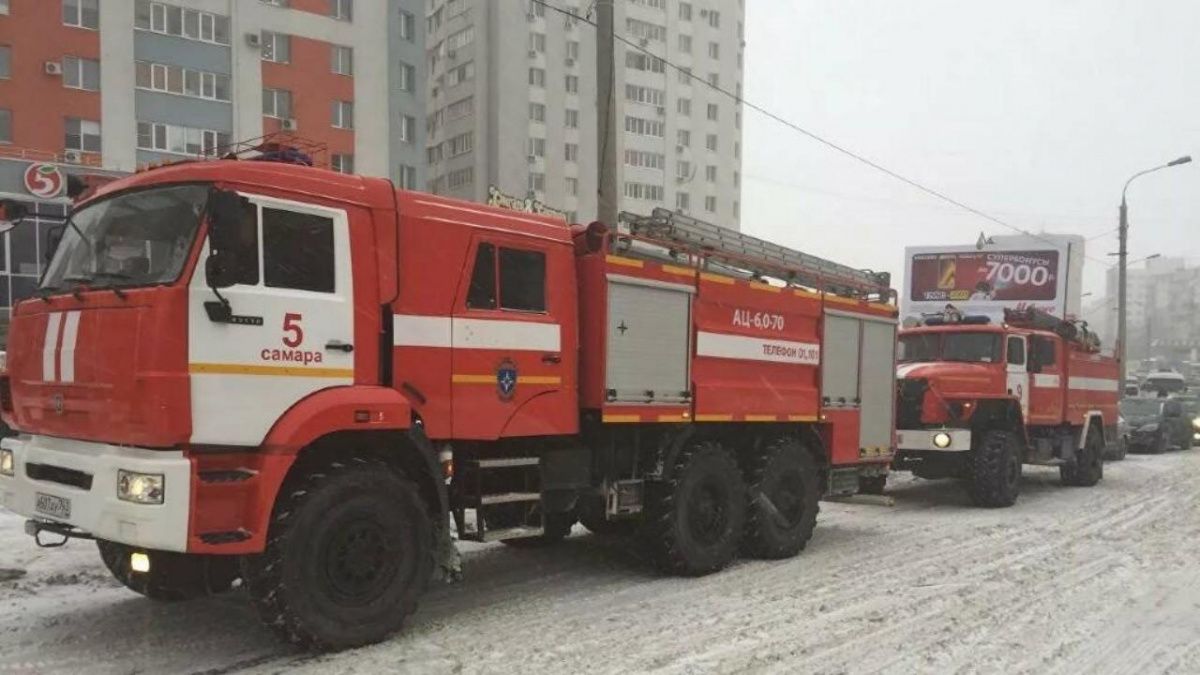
xmin=619 ymin=208 xmax=892 ymax=298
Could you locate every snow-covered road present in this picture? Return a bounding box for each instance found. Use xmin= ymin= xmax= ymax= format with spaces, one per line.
xmin=3 ymin=451 xmax=1199 ymax=674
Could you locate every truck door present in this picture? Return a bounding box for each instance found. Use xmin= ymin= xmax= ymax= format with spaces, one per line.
xmin=450 ymin=236 xmax=578 ymax=439
xmin=1006 ymin=335 xmax=1030 ymax=420
xmin=188 ymin=194 xmax=356 ymax=446
xmin=1027 ymin=335 xmax=1064 ymax=424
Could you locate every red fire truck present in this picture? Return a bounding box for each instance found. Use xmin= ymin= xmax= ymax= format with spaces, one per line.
xmin=892 ymin=307 xmax=1119 ymax=507
xmin=0 ymin=153 xmax=896 ymax=649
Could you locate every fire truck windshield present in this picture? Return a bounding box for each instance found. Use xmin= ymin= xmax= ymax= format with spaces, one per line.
xmin=899 ymin=332 xmax=1003 ymax=364
xmin=41 ymin=184 xmax=209 ymax=291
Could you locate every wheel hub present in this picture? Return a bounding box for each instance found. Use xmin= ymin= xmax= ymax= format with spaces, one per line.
xmin=688 ymin=481 xmax=729 ymax=545
xmin=323 ymin=519 xmax=400 ymax=603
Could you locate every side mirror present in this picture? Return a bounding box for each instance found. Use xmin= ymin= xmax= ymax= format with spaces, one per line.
xmin=0 ymin=200 xmax=29 ymax=234
xmin=205 ymin=252 xmax=238 ymax=290
xmin=204 ymin=188 xmax=249 ymax=290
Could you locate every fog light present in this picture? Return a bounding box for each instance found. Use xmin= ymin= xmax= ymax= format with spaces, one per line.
xmin=130 ymin=552 xmax=151 ymax=574
xmin=932 ymin=432 xmax=953 ymax=449
xmin=0 ymin=448 xmax=13 ymax=476
xmin=117 ymin=470 xmax=164 ymax=505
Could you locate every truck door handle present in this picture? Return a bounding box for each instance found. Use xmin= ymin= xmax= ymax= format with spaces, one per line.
xmin=542 ymin=353 xmax=561 ymax=364
xmin=325 ymin=340 xmax=354 ymax=353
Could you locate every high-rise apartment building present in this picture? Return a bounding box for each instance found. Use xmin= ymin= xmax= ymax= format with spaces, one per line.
xmin=0 ymin=0 xmax=425 ymax=184
xmin=425 ymin=0 xmax=744 ymax=228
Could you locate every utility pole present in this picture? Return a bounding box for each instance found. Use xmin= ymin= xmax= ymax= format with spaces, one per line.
xmin=1117 ymin=199 xmax=1128 ymax=393
xmin=595 ymin=0 xmax=618 ymax=227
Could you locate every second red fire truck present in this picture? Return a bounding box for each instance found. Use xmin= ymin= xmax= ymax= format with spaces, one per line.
xmin=0 ymin=151 xmax=897 ymax=649
xmin=892 ymin=307 xmax=1119 ymax=506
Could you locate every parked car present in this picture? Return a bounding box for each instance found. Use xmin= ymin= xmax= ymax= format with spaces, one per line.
xmin=1170 ymin=394 xmax=1200 ymax=447
xmin=1121 ymin=397 xmax=1192 ymax=453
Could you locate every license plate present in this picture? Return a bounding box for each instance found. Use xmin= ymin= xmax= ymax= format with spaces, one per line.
xmin=35 ymin=492 xmax=71 ymax=520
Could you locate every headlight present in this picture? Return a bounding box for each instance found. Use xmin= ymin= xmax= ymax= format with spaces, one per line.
xmin=932 ymin=432 xmax=952 ymax=449
xmin=1192 ymin=417 xmax=1200 ymax=430
xmin=0 ymin=448 xmax=12 ymax=477
xmin=117 ymin=470 xmax=164 ymax=505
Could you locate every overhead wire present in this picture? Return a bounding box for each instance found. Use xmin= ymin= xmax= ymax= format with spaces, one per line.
xmin=527 ymin=0 xmax=1114 ymax=267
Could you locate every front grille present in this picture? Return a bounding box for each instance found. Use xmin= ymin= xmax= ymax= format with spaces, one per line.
xmin=25 ymin=463 xmax=93 ymax=490
xmin=896 ymin=377 xmax=928 ymax=428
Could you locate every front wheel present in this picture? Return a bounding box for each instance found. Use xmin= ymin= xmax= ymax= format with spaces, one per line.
xmin=96 ymin=540 xmax=239 ymax=602
xmin=1061 ymin=426 xmax=1104 ymax=487
xmin=640 ymin=440 xmax=746 ymax=575
xmin=240 ymin=459 xmax=433 ymax=650
xmin=968 ymin=429 xmax=1022 ymax=508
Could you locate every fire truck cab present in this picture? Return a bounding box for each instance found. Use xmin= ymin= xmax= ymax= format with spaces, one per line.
xmin=0 ymin=154 xmax=897 ymax=649
xmin=893 ymin=308 xmax=1118 ymax=507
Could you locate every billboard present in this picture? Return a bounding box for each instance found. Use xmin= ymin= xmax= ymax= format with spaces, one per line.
xmin=902 ymin=240 xmax=1080 ymax=325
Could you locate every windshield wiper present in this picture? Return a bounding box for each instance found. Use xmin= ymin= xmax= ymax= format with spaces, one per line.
xmin=64 ymin=273 xmax=131 ymax=300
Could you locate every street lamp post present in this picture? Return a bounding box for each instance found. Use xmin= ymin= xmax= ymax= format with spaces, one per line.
xmin=1117 ymin=156 xmax=1191 ymax=393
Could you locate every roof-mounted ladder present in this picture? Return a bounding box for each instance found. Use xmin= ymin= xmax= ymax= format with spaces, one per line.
xmin=619 ymin=208 xmax=892 ymax=298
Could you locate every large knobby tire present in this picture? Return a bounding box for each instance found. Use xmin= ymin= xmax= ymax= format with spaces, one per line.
xmin=240 ymin=459 xmax=433 ymax=650
xmin=1061 ymin=426 xmax=1104 ymax=487
xmin=640 ymin=440 xmax=746 ymax=576
xmin=742 ymin=437 xmax=821 ymax=559
xmin=968 ymin=429 xmax=1022 ymax=508
xmin=96 ymin=540 xmax=239 ymax=602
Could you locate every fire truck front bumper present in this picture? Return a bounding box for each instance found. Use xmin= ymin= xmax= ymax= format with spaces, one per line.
xmin=895 ymin=429 xmax=973 ymax=453
xmin=0 ymin=435 xmax=191 ymax=552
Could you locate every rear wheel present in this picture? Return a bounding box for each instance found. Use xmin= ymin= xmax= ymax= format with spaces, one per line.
xmin=96 ymin=540 xmax=239 ymax=602
xmin=240 ymin=459 xmax=433 ymax=650
xmin=742 ymin=437 xmax=821 ymax=559
xmin=968 ymin=429 xmax=1022 ymax=507
xmin=640 ymin=440 xmax=746 ymax=575
xmin=1061 ymin=426 xmax=1104 ymax=487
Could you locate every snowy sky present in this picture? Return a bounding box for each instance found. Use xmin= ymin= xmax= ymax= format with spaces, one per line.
xmin=740 ymin=0 xmax=1200 ymax=298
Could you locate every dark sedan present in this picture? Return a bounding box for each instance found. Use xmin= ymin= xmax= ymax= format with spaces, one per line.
xmin=1121 ymin=397 xmax=1192 ymax=453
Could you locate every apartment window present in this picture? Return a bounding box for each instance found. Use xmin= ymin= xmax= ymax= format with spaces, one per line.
xmin=676 ymin=160 xmax=692 ymax=179
xmin=448 ymin=131 xmax=473 ymax=157
xmin=331 ymin=153 xmax=354 ymax=174
xmin=63 ymin=0 xmax=99 ymax=29
xmin=63 ymin=56 xmax=100 ymax=91
xmin=565 ymin=109 xmax=579 ymax=128
xmin=447 ymin=0 xmax=465 ymax=18
xmin=566 ymin=177 xmax=578 ymax=196
xmin=706 ymin=103 xmax=719 ymax=121
xmin=679 ymin=2 xmax=692 ymax=20
xmin=705 ymin=165 xmax=717 ymax=182
xmin=262 ymin=88 xmax=293 ymax=118
xmin=676 ymin=192 xmax=689 ymax=210
xmin=332 ymin=100 xmax=354 ymax=129
xmin=447 ymin=166 xmax=473 ymax=189
xmin=529 ymin=68 xmax=546 ymax=87
xmin=529 ymin=0 xmax=545 ymax=17
xmin=331 ymin=45 xmax=353 ymax=76
xmin=625 ymin=150 xmax=665 ymax=170
xmin=626 ymin=52 xmax=665 ymax=73
xmin=629 ymin=0 xmax=665 ymax=8
xmin=137 ymin=61 xmax=230 ymax=101
xmin=528 ymin=172 xmax=545 ymax=193
xmin=626 ymin=84 xmax=665 ymax=106
xmin=734 ymin=200 xmax=739 ymax=219
xmin=136 ymin=121 xmax=229 ymax=155
xmin=708 ymin=72 xmax=719 ymax=87
xmin=398 ymin=164 xmax=418 ymax=190
xmin=734 ymin=141 xmax=740 ymax=159
xmin=624 ymin=116 xmax=664 ymax=138
xmin=565 ymin=143 xmax=579 ymax=162
xmin=565 ymin=74 xmax=579 ymax=93
xmin=707 ymin=10 xmax=720 ymax=28
xmin=450 ymin=26 xmax=476 ymax=51
xmin=624 ymin=182 xmax=664 ymax=202
xmin=398 ymin=62 xmax=415 ymax=92
xmin=677 ymin=98 xmax=691 ymax=115
xmin=705 ymin=195 xmax=716 ymax=212
xmin=0 ymin=45 xmax=10 ymax=79
xmin=136 ymin=2 xmax=230 ymax=45
xmin=447 ymin=96 xmax=474 ymax=120
xmin=262 ymin=31 xmax=291 ymax=63
xmin=0 ymin=109 xmax=10 ymax=144
xmin=64 ymin=117 xmax=100 ymax=152
xmin=677 ymin=129 xmax=691 ymax=147
xmin=627 ymin=18 xmax=666 ymax=42
xmin=399 ymin=10 xmax=415 ymax=41
xmin=530 ymin=32 xmax=546 ymax=53
xmin=678 ymin=34 xmax=692 ymax=53
xmin=447 ymin=61 xmax=475 ymax=86
xmin=708 ymin=42 xmax=719 ymax=59
xmin=736 ymin=111 xmax=741 ymax=129
xmin=706 ymin=134 xmax=717 ymax=151
xmin=530 ymin=103 xmax=546 ymax=122
xmin=678 ymin=67 xmax=692 ymax=85
xmin=330 ymin=0 xmax=352 ymax=21
xmin=528 ymin=138 xmax=545 ymax=157
xmin=400 ymin=115 xmax=416 ymax=143
xmin=566 ymin=41 xmax=580 ymax=60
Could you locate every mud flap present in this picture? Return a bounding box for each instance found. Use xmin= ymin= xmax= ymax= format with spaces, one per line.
xmin=433 ymin=513 xmax=463 ymax=583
